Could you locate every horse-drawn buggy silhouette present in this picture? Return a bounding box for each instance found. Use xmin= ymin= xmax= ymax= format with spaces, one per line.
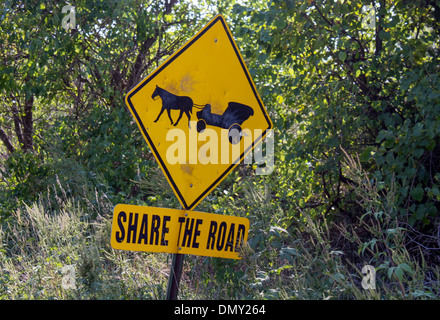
xmin=151 ymin=86 xmax=254 ymax=144
xmin=196 ymin=102 xmax=254 ymax=144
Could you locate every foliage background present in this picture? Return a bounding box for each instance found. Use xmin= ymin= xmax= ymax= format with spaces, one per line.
xmin=1 ymin=0 xmax=439 ymax=299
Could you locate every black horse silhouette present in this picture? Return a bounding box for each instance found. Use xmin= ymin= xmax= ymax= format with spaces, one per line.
xmin=152 ymin=86 xmax=201 ymax=127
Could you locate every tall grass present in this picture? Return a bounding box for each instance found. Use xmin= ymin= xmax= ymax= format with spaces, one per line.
xmin=0 ymin=180 xmax=174 ymax=299
xmin=1 ymin=155 xmax=439 ymax=299
xmin=181 ymin=157 xmax=440 ymax=300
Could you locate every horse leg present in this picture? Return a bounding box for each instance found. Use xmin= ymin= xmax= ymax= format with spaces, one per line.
xmin=167 ymin=108 xmax=174 ymax=124
xmin=185 ymin=110 xmax=191 ymax=129
xmin=174 ymin=110 xmax=184 ymax=126
xmin=154 ymin=107 xmax=165 ymax=123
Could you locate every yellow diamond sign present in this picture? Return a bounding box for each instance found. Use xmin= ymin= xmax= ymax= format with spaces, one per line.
xmin=125 ymin=14 xmax=273 ymax=210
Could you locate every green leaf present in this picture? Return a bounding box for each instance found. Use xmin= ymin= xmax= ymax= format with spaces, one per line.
xmin=281 ymin=247 xmax=299 ymax=256
xmin=379 ymin=29 xmax=391 ymax=40
xmin=388 ymin=267 xmax=395 ymax=279
xmin=400 ymin=186 xmax=409 ymax=197
xmin=411 ymin=290 xmax=436 ymax=299
xmin=394 ymin=265 xmax=404 ymax=281
xmin=260 ymin=29 xmax=271 ymax=42
xmin=274 ymin=18 xmax=287 ymax=30
xmin=338 ymin=51 xmax=347 ymax=62
xmin=412 ymin=123 xmax=423 ymax=137
xmin=413 ymin=148 xmax=424 ymax=159
xmin=415 ymin=205 xmax=426 ymax=220
xmin=399 ymin=263 xmax=413 ymax=275
xmin=410 ymin=187 xmax=424 ymax=201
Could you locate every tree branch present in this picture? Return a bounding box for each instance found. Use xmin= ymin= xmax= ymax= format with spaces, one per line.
xmin=127 ymin=0 xmax=180 ymax=90
xmin=22 ymin=95 xmax=34 ymax=151
xmin=375 ymin=0 xmax=385 ymax=56
xmin=0 ymin=126 xmax=15 ymax=154
xmin=11 ymin=100 xmax=24 ymax=147
xmin=128 ymin=33 xmax=159 ymax=89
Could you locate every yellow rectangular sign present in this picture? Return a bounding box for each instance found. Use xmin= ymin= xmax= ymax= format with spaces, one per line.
xmin=110 ymin=204 xmax=249 ymax=260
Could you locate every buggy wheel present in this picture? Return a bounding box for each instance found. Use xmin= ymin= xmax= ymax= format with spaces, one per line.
xmin=228 ymin=124 xmax=242 ymax=144
xmin=197 ymin=119 xmax=206 ymax=133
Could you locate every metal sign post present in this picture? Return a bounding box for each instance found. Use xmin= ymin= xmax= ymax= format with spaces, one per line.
xmin=167 ymin=204 xmax=184 ymax=301
xmin=166 ymin=253 xmax=185 ymax=300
